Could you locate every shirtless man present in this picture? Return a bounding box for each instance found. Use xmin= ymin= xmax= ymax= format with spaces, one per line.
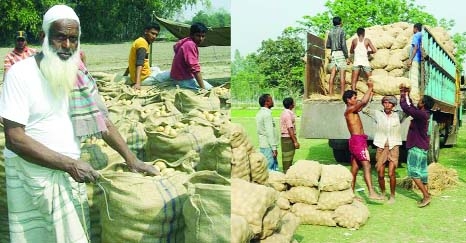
xmin=342 ymin=80 xmax=382 ymax=200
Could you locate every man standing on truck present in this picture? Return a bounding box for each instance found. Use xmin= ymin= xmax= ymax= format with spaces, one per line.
xmin=364 ymin=96 xmax=407 ymax=204
xmin=327 ymin=16 xmax=351 ymax=96
xmin=343 ymin=81 xmax=383 ymax=200
xmin=406 ymin=23 xmax=423 ymax=100
xmin=399 ymin=84 xmax=433 ymax=207
xmin=349 ymin=27 xmax=377 ymax=91
xmin=256 ymin=94 xmax=279 ymax=171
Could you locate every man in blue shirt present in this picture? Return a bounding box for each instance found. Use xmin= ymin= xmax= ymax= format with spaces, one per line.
xmin=406 ymin=23 xmax=422 ymax=100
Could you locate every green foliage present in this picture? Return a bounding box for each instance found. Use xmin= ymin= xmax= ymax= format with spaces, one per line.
xmin=231 ymin=50 xmax=267 ymax=102
xmin=192 ymin=8 xmax=231 ymax=27
xmin=290 ymin=0 xmax=437 ymax=39
xmin=232 ymin=33 xmax=305 ymax=104
xmin=453 ymin=32 xmax=466 ymax=71
xmin=0 ymin=0 xmax=205 ymax=45
xmin=254 ymin=35 xmax=305 ymax=95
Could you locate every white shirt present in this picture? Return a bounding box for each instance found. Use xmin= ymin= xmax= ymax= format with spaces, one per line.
xmin=0 ymin=57 xmax=80 ymax=159
xmin=367 ymin=109 xmax=405 ymax=149
xmin=353 ymin=38 xmax=370 ymax=67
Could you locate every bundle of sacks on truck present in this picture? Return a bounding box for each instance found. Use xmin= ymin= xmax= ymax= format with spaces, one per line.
xmin=319 ymin=22 xmax=455 ymax=98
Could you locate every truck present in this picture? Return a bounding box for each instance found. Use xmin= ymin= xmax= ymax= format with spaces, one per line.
xmin=300 ymin=26 xmax=463 ymax=163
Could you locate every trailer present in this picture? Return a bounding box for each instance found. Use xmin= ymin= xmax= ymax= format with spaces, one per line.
xmin=300 ymin=27 xmax=463 ymax=163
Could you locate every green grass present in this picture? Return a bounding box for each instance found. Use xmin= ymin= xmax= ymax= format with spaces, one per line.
xmin=232 ymin=108 xmax=466 ymax=243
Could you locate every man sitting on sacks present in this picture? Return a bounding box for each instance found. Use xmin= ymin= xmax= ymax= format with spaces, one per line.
xmin=0 ymin=5 xmax=158 ymax=243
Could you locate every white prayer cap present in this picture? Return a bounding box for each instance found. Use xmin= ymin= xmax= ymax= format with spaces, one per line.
xmin=42 ymin=5 xmax=80 ymax=34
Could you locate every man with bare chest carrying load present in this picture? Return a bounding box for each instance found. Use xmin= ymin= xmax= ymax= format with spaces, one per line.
xmin=342 ymin=81 xmax=383 ymax=200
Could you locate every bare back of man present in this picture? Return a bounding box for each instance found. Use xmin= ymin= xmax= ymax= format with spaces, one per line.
xmin=343 ymin=81 xmax=383 ymax=200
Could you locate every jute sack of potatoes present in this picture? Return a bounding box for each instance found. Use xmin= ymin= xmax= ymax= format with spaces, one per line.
xmin=231 ymin=214 xmax=254 ymax=243
xmin=144 ymin=123 xmax=216 ymax=162
xmin=260 ymin=212 xmax=300 ymax=243
xmin=174 ymin=88 xmax=220 ymax=114
xmin=391 ymin=35 xmax=408 ymax=49
xmin=366 ymin=75 xmax=410 ymax=95
xmin=86 ymin=180 xmax=103 ymax=243
xmin=259 ymin=205 xmax=282 ymax=239
xmin=385 ymin=49 xmax=407 ymax=71
xmin=266 ymin=170 xmax=288 ymax=191
xmin=285 ymin=186 xmax=319 ymax=205
xmin=277 ymin=212 xmax=300 ymax=241
xmin=197 ymin=135 xmax=232 ymax=178
xmin=389 ymin=68 xmax=405 ymax=77
xmin=98 ymin=162 xmax=189 ymax=243
xmin=291 ymin=203 xmax=336 ymax=227
xmin=249 ymin=151 xmax=269 ymax=185
xmin=317 ymin=189 xmax=355 ymax=210
xmin=285 ymin=160 xmax=321 ymax=187
xmin=318 ymin=164 xmax=353 ymax=192
xmin=231 ymin=178 xmax=278 ymax=235
xmin=219 ymin=122 xmax=253 ymax=149
xmin=276 ymin=192 xmax=291 ymax=210
xmin=183 ymin=171 xmax=231 ymax=242
xmin=143 ymin=101 xmax=183 ymax=127
xmin=370 ymin=49 xmax=390 ymax=69
xmin=334 ymin=200 xmax=370 ymax=229
xmin=231 ymin=145 xmax=251 ymax=181
xmin=258 ymin=234 xmax=290 ymax=243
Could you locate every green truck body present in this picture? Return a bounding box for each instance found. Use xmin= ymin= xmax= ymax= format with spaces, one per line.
xmin=300 ymin=27 xmax=463 ymax=163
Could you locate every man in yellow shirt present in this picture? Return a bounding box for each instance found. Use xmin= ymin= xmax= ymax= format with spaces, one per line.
xmin=127 ymin=23 xmax=160 ymax=90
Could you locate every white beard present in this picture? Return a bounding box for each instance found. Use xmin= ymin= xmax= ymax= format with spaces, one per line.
xmin=40 ymin=36 xmax=80 ymax=99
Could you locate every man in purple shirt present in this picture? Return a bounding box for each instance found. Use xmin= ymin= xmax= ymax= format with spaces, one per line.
xmin=399 ymin=84 xmax=434 ymax=207
xmin=170 ymin=22 xmax=212 ymax=91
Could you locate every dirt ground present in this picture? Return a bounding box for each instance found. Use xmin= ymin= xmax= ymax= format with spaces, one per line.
xmin=0 ymin=41 xmax=231 ymax=84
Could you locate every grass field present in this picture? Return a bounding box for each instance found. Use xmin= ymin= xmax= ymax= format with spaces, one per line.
xmin=0 ymin=41 xmax=230 ymax=81
xmin=232 ymin=109 xmax=466 ymax=243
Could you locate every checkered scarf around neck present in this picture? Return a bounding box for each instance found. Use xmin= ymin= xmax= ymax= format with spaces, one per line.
xmin=69 ymin=61 xmax=108 ymax=138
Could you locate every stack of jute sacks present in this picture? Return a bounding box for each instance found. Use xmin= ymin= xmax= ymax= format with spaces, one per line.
xmin=269 ymin=160 xmax=370 ymax=230
xmin=228 ymin=123 xmax=301 ymax=243
xmin=321 ymin=22 xmax=455 ymax=98
xmin=79 ymin=73 xmax=232 ymax=243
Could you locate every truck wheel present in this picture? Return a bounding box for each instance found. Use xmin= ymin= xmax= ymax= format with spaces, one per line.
xmin=332 ymin=149 xmax=351 ymax=163
xmin=328 ymin=139 xmax=350 ymax=163
xmin=428 ymin=121 xmax=440 ymax=164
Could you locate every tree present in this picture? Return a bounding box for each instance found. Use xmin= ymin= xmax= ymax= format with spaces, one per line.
xmin=286 ymin=0 xmax=464 ymax=70
xmin=253 ymin=34 xmax=305 ymax=95
xmin=0 ymin=0 xmax=206 ymax=45
xmin=191 ymin=8 xmax=231 ymax=27
xmin=289 ymin=0 xmax=437 ymax=39
xmin=231 ymin=50 xmax=267 ymax=102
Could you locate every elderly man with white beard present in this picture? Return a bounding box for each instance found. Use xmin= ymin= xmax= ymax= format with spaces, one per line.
xmin=0 ymin=5 xmax=159 ymax=243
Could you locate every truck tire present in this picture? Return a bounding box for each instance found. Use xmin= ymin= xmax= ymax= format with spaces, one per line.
xmin=428 ymin=121 xmax=440 ymax=164
xmin=332 ymin=149 xmax=351 ymax=163
xmin=329 ymin=139 xmax=350 ymax=163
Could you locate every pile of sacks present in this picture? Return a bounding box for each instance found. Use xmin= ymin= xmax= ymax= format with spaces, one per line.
xmin=229 ymin=123 xmax=370 ymax=242
xmin=68 ymin=73 xmax=233 ymax=243
xmin=228 ymin=123 xmax=300 ymax=243
xmin=268 ymin=160 xmax=370 ymax=230
xmin=321 ymin=22 xmax=455 ymax=97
